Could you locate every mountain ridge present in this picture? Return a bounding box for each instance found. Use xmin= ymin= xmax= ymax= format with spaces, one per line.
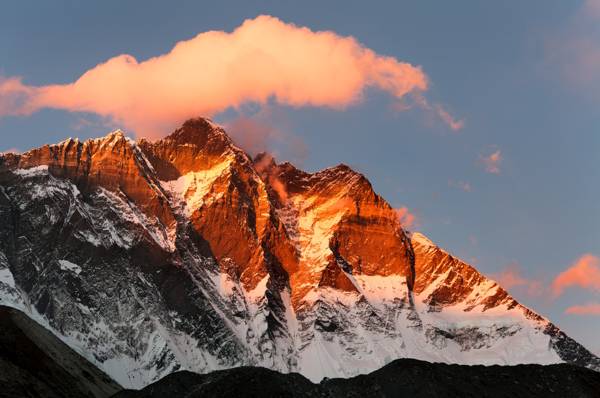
xmin=0 ymin=117 xmax=597 ymax=389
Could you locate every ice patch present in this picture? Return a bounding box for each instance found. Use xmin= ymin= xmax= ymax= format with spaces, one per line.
xmin=12 ymin=165 xmax=49 ymax=177
xmin=58 ymin=260 xmax=82 ymax=275
xmin=161 ymin=158 xmax=232 ymax=216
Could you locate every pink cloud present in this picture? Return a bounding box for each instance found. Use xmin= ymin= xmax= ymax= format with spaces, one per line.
xmin=225 ymin=117 xmax=283 ymax=156
xmin=394 ymin=206 xmax=418 ymax=229
xmin=0 ymin=15 xmax=458 ymax=138
xmin=411 ymin=94 xmax=464 ymax=131
xmin=480 ymin=149 xmax=502 ymax=174
xmin=565 ymin=303 xmax=600 ymax=316
xmin=491 ymin=262 xmax=544 ymax=297
xmin=253 ymin=152 xmax=289 ymax=202
xmin=544 ymin=0 xmax=600 ymax=96
xmin=0 ymin=77 xmax=35 ymax=117
xmin=551 ymin=253 xmax=600 ymax=297
xmin=223 ymin=108 xmax=307 ymax=162
xmin=435 ymin=104 xmax=465 ymax=131
xmin=583 ymin=0 xmax=600 ymax=18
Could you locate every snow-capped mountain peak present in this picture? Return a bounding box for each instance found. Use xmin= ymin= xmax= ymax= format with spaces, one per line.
xmin=0 ymin=117 xmax=597 ymax=388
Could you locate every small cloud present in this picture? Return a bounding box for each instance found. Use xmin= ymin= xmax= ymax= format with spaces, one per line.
xmin=480 ymin=149 xmax=502 ymax=174
xmin=394 ymin=206 xmax=418 ymax=229
xmin=412 ymin=94 xmax=464 ymax=131
xmin=448 ymin=179 xmax=472 ymax=192
xmin=434 ymin=104 xmax=465 ymax=131
xmin=225 ymin=116 xmax=282 ymax=157
xmin=223 ymin=108 xmax=307 ymax=163
xmin=565 ymin=303 xmax=600 ymax=316
xmin=526 ymin=280 xmax=545 ymax=298
xmin=491 ymin=262 xmax=544 ymax=297
xmin=71 ymin=117 xmax=94 ymax=131
xmin=583 ymin=0 xmax=600 ymax=18
xmin=551 ymin=253 xmax=600 ymax=298
xmin=544 ymin=0 xmax=600 ymax=98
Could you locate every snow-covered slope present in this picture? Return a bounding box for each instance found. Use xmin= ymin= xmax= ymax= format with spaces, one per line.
xmin=0 ymin=118 xmax=597 ymax=389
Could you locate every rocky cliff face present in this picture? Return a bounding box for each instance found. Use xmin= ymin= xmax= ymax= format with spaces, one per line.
xmin=0 ymin=118 xmax=597 ymax=389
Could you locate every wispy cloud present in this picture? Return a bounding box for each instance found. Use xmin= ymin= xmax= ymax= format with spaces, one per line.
xmin=544 ymin=0 xmax=600 ymax=98
xmin=0 ymin=15 xmax=459 ymax=137
xmin=222 ymin=107 xmax=307 ymax=163
xmin=411 ymin=94 xmax=464 ymax=131
xmin=480 ymin=149 xmax=502 ymax=174
xmin=551 ymin=253 xmax=600 ymax=298
xmin=435 ymin=104 xmax=465 ymax=131
xmin=565 ymin=303 xmax=600 ymax=316
xmin=491 ymin=262 xmax=543 ymax=297
xmin=394 ymin=206 xmax=418 ymax=229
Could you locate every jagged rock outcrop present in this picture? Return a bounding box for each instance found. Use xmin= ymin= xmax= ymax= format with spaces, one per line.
xmin=0 ymin=117 xmax=597 ymax=389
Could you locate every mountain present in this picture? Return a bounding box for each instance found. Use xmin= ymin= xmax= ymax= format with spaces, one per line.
xmin=0 ymin=117 xmax=597 ymax=389
xmin=114 ymin=358 xmax=600 ymax=398
xmin=0 ymin=305 xmax=121 ymax=398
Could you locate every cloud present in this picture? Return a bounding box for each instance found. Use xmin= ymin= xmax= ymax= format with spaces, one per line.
xmin=222 ymin=108 xmax=307 ymax=162
xmin=225 ymin=116 xmax=282 ymax=156
xmin=551 ymin=254 xmax=600 ymax=297
xmin=0 ymin=15 xmax=463 ymax=137
xmin=394 ymin=206 xmax=418 ymax=229
xmin=491 ymin=262 xmax=543 ymax=297
xmin=544 ymin=0 xmax=600 ymax=96
xmin=565 ymin=303 xmax=600 ymax=315
xmin=0 ymin=77 xmax=35 ymax=117
xmin=583 ymin=0 xmax=600 ymax=18
xmin=70 ymin=114 xmax=117 ymax=132
xmin=253 ymin=152 xmax=289 ymax=202
xmin=434 ymin=104 xmax=464 ymax=131
xmin=411 ymin=94 xmax=464 ymax=131
xmin=480 ymin=149 xmax=502 ymax=174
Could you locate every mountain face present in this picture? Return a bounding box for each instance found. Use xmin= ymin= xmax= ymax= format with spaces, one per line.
xmin=0 ymin=305 xmax=120 ymax=398
xmin=0 ymin=118 xmax=597 ymax=389
xmin=114 ymin=359 xmax=600 ymax=398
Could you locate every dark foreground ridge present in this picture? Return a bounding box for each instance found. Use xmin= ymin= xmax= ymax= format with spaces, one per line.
xmin=114 ymin=358 xmax=600 ymax=398
xmin=0 ymin=305 xmax=121 ymax=398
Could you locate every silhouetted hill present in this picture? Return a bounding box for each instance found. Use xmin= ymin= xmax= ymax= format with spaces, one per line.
xmin=114 ymin=358 xmax=600 ymax=398
xmin=0 ymin=305 xmax=121 ymax=398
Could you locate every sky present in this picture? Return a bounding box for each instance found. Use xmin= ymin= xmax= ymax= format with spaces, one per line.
xmin=1 ymin=1 xmax=599 ymax=353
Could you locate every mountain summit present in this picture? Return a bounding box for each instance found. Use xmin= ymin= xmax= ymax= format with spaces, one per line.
xmin=0 ymin=118 xmax=597 ymax=388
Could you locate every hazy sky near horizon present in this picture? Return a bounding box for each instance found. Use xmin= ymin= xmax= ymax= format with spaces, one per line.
xmin=1 ymin=1 xmax=599 ymax=353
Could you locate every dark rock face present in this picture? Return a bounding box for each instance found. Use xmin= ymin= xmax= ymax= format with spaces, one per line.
xmin=113 ymin=359 xmax=600 ymax=398
xmin=0 ymin=305 xmax=121 ymax=398
xmin=114 ymin=368 xmax=320 ymax=398
xmin=0 ymin=117 xmax=598 ymax=390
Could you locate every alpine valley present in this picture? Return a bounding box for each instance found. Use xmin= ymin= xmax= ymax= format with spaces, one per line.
xmin=0 ymin=118 xmax=598 ymax=393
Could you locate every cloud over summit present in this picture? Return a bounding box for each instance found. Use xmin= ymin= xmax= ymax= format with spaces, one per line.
xmin=0 ymin=15 xmax=455 ymax=137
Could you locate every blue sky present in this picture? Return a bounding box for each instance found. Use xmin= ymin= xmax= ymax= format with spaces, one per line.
xmin=1 ymin=1 xmax=599 ymax=353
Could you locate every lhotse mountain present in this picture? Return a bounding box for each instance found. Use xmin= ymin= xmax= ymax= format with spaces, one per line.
xmin=0 ymin=118 xmax=597 ymax=389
